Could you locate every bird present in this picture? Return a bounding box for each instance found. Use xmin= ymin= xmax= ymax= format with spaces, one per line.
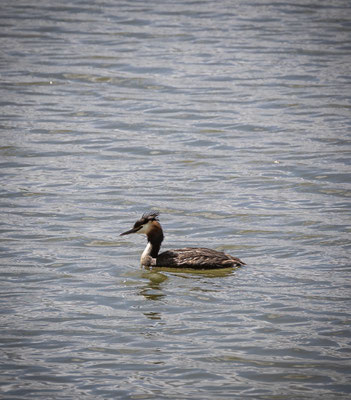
xmin=120 ymin=211 xmax=246 ymax=269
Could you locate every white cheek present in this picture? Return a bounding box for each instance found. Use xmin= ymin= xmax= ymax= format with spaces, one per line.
xmin=137 ymin=221 xmax=151 ymax=234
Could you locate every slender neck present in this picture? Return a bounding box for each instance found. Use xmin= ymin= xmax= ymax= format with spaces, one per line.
xmin=147 ymin=224 xmax=164 ymax=258
xmin=140 ymin=223 xmax=164 ymax=266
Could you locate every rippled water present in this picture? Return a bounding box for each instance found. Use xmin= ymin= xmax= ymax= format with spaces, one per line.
xmin=1 ymin=0 xmax=351 ymax=399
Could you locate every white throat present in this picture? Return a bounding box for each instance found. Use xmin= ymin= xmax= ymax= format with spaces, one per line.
xmin=140 ymin=241 xmax=154 ymax=267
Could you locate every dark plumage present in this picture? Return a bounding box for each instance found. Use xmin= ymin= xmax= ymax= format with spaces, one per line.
xmin=156 ymin=247 xmax=245 ymax=269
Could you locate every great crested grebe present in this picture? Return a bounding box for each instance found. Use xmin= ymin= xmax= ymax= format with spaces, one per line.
xmin=120 ymin=211 xmax=246 ymax=269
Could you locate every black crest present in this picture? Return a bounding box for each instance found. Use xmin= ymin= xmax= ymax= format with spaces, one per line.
xmin=133 ymin=211 xmax=160 ymax=229
xmin=141 ymin=211 xmax=160 ymax=222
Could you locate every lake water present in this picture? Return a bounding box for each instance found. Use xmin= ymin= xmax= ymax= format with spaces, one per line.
xmin=1 ymin=0 xmax=351 ymax=399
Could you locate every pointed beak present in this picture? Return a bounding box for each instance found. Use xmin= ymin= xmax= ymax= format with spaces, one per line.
xmin=120 ymin=226 xmax=139 ymax=236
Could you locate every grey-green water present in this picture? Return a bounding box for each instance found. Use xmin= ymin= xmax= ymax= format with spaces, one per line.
xmin=1 ymin=1 xmax=350 ymax=399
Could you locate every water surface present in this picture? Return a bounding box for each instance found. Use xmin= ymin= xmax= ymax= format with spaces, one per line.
xmin=1 ymin=0 xmax=351 ymax=399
